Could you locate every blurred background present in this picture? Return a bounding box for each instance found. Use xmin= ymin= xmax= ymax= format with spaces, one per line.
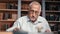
xmin=0 ymin=0 xmax=60 ymax=33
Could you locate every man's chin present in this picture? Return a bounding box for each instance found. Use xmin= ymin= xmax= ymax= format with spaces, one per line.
xmin=31 ymin=19 xmax=36 ymax=22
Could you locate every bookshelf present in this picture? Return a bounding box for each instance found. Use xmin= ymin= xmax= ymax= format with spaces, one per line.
xmin=21 ymin=0 xmax=31 ymax=16
xmin=45 ymin=0 xmax=60 ymax=32
xmin=0 ymin=0 xmax=17 ymax=3
xmin=0 ymin=0 xmax=18 ymax=31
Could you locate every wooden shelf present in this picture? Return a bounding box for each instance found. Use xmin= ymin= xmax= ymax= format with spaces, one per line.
xmin=0 ymin=9 xmax=29 ymax=12
xmin=48 ymin=21 xmax=60 ymax=22
xmin=45 ymin=1 xmax=60 ymax=2
xmin=21 ymin=0 xmax=41 ymax=3
xmin=21 ymin=0 xmax=32 ymax=2
xmin=46 ymin=10 xmax=60 ymax=13
xmin=0 ymin=9 xmax=17 ymax=12
xmin=0 ymin=0 xmax=17 ymax=3
xmin=21 ymin=9 xmax=28 ymax=11
xmin=0 ymin=19 xmax=15 ymax=22
xmin=21 ymin=0 xmax=32 ymax=4
xmin=0 ymin=32 xmax=13 ymax=34
xmin=0 ymin=0 xmax=18 ymax=31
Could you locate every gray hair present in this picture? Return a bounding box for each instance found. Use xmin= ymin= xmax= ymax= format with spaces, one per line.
xmin=29 ymin=1 xmax=41 ymax=11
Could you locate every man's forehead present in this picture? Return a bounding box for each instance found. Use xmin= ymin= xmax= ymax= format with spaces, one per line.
xmin=31 ymin=4 xmax=40 ymax=8
xmin=30 ymin=5 xmax=40 ymax=11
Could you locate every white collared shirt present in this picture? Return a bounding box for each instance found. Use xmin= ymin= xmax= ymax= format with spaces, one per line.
xmin=6 ymin=16 xmax=51 ymax=32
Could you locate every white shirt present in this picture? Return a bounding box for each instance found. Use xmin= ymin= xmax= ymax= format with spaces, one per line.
xmin=6 ymin=16 xmax=51 ymax=32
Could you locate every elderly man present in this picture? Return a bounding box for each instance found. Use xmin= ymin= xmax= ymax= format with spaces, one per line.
xmin=6 ymin=1 xmax=51 ymax=32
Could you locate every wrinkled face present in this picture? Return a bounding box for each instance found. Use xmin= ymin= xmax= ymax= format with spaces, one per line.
xmin=28 ymin=4 xmax=41 ymax=22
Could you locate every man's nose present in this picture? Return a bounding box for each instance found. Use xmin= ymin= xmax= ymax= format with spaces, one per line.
xmin=33 ymin=12 xmax=35 ymax=16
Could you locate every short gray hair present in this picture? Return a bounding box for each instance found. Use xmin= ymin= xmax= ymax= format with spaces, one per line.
xmin=29 ymin=1 xmax=41 ymax=11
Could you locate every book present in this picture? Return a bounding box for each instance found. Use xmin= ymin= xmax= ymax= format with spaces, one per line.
xmin=6 ymin=3 xmax=11 ymax=9
xmin=0 ymin=3 xmax=6 ymax=9
xmin=21 ymin=11 xmax=28 ymax=16
xmin=59 ymin=16 xmax=60 ymax=21
xmin=12 ymin=14 xmax=17 ymax=20
xmin=1 ymin=24 xmax=9 ymax=31
xmin=54 ymin=24 xmax=58 ymax=31
xmin=3 ymin=12 xmax=11 ymax=20
xmin=46 ymin=14 xmax=50 ymax=21
xmin=21 ymin=4 xmax=29 ymax=10
xmin=49 ymin=23 xmax=58 ymax=31
xmin=6 ymin=3 xmax=18 ymax=9
xmin=49 ymin=24 xmax=55 ymax=31
xmin=49 ymin=14 xmax=55 ymax=21
xmin=58 ymin=5 xmax=60 ymax=11
xmin=45 ymin=2 xmax=59 ymax=11
xmin=14 ymin=4 xmax=18 ymax=9
xmin=0 ymin=12 xmax=3 ymax=20
xmin=55 ymin=15 xmax=59 ymax=21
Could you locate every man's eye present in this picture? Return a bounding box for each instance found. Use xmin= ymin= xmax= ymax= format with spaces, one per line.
xmin=35 ymin=11 xmax=38 ymax=13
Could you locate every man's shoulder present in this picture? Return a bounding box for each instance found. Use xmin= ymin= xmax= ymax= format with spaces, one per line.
xmin=19 ymin=16 xmax=27 ymax=18
xmin=38 ymin=16 xmax=46 ymax=21
xmin=38 ymin=16 xmax=48 ymax=24
xmin=17 ymin=16 xmax=28 ymax=20
xmin=38 ymin=16 xmax=45 ymax=19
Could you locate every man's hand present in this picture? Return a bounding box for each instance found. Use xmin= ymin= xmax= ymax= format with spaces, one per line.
xmin=36 ymin=23 xmax=43 ymax=32
xmin=13 ymin=28 xmax=20 ymax=31
xmin=45 ymin=29 xmax=51 ymax=32
xmin=37 ymin=27 xmax=43 ymax=32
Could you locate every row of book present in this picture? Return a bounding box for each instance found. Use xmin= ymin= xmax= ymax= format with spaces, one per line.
xmin=6 ymin=3 xmax=18 ymax=9
xmin=50 ymin=24 xmax=58 ymax=31
xmin=7 ymin=3 xmax=29 ymax=10
xmin=0 ymin=3 xmax=29 ymax=10
xmin=45 ymin=3 xmax=60 ymax=11
xmin=0 ymin=24 xmax=9 ymax=31
xmin=0 ymin=13 xmax=3 ymax=20
xmin=46 ymin=14 xmax=60 ymax=21
xmin=0 ymin=12 xmax=17 ymax=20
xmin=0 ymin=22 xmax=13 ymax=31
xmin=0 ymin=3 xmax=6 ymax=9
xmin=0 ymin=12 xmax=28 ymax=20
xmin=21 ymin=11 xmax=28 ymax=16
xmin=1 ymin=13 xmax=60 ymax=21
xmin=50 ymin=23 xmax=60 ymax=31
xmin=0 ymin=3 xmax=18 ymax=9
xmin=21 ymin=4 xmax=29 ymax=10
